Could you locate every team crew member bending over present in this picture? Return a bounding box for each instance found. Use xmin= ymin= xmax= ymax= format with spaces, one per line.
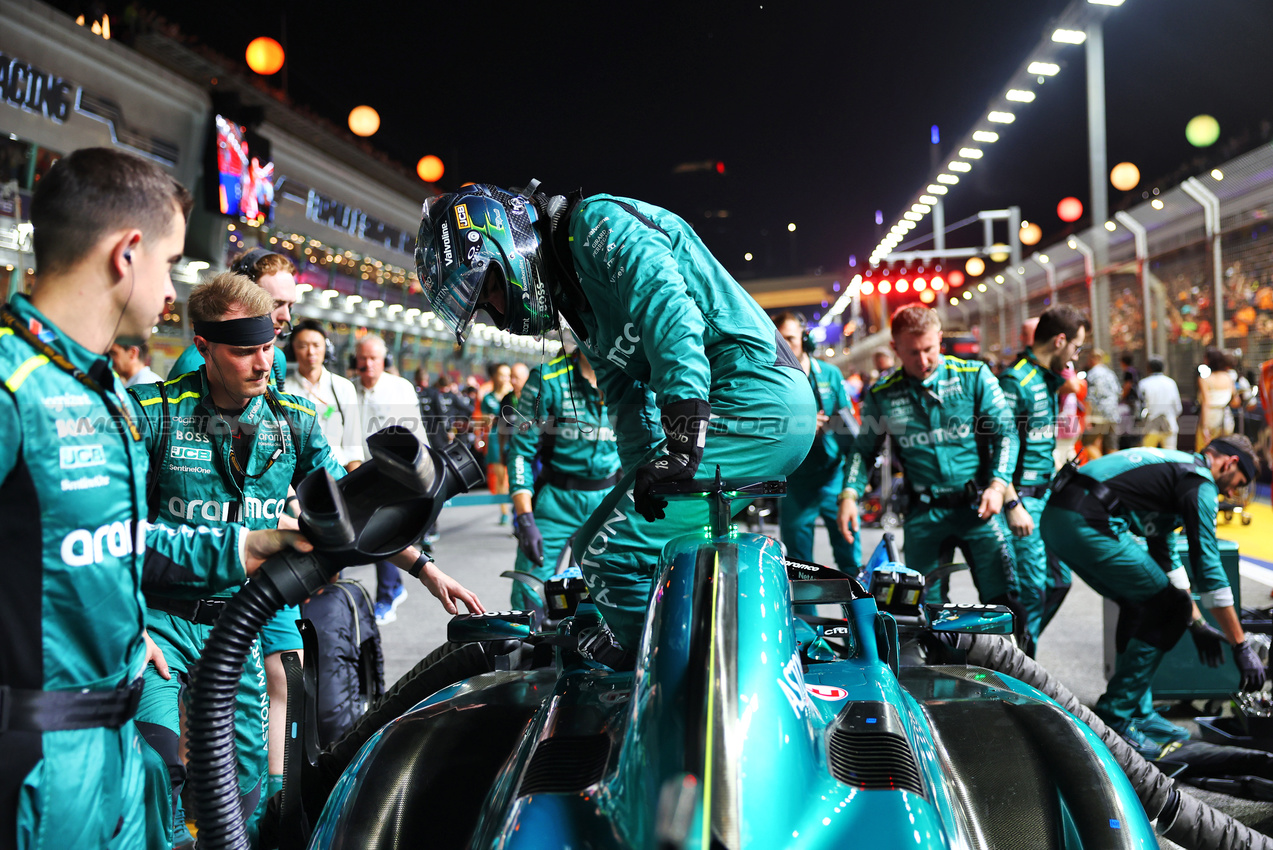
xmin=417 ymin=182 xmax=816 ymax=655
xmin=0 ymin=147 xmax=307 ymax=850
xmin=507 ymin=347 xmax=620 ymax=609
xmin=130 ymin=273 xmax=482 ymax=848
xmin=1040 ymin=436 xmax=1265 ymax=750
xmin=837 ymin=305 xmax=1023 ymax=624
xmin=997 ymin=305 xmax=1088 ymax=653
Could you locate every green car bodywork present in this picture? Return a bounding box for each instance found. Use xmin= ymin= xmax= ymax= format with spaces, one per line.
xmin=309 ymin=484 xmax=1155 ymax=849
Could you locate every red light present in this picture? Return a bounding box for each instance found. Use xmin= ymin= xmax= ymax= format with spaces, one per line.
xmin=948 ymin=270 xmax=964 ymax=287
xmin=715 ymin=161 xmax=726 ymax=175
xmin=1057 ymin=196 xmax=1084 ymax=223
xmin=861 ymin=281 xmax=875 ymax=295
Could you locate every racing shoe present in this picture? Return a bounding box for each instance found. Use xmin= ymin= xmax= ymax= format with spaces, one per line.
xmin=1108 ymin=718 xmax=1174 ymax=759
xmin=1132 ymin=710 xmax=1192 ymax=745
xmin=375 ymin=586 xmax=408 ymax=625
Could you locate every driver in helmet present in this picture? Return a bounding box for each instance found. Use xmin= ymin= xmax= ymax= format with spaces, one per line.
xmin=417 ymin=183 xmax=817 ymax=655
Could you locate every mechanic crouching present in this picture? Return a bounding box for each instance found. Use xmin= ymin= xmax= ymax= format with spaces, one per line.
xmin=416 ymin=182 xmax=816 ymax=658
xmin=1040 ymin=436 xmax=1265 ymax=751
xmin=837 ymin=305 xmax=1025 ymax=631
xmin=507 ymin=346 xmax=620 ymax=610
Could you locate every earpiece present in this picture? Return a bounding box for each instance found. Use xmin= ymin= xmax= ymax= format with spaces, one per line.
xmin=123 ymin=250 xmax=133 ymax=263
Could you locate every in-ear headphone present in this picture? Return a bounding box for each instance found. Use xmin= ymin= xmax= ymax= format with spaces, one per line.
xmin=123 ymin=250 xmax=133 ymax=263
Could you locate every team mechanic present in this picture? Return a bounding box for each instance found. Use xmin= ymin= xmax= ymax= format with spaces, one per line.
xmin=167 ymin=248 xmax=293 ymax=387
xmin=997 ymin=305 xmax=1088 ymax=654
xmin=836 ymin=305 xmax=1023 ymax=624
xmin=507 ymin=347 xmax=620 ymax=610
xmin=417 ymin=182 xmax=816 ymax=654
xmin=1040 ymin=437 xmax=1266 ymax=750
xmin=130 ymin=274 xmax=482 ymax=849
xmin=773 ymin=311 xmax=861 ymax=575
xmin=0 ymin=148 xmax=309 ymax=850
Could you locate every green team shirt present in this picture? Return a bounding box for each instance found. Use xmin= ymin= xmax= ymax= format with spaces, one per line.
xmin=1069 ymin=448 xmax=1230 ymax=607
xmin=998 ymin=349 xmax=1066 ymax=488
xmin=843 ymin=355 xmax=1018 ymax=497
xmin=129 ymin=367 xmax=345 ymax=599
xmin=481 ymin=391 xmax=504 ymax=465
xmin=508 ymin=352 xmax=620 ymax=494
xmin=0 ymin=294 xmax=244 ymax=692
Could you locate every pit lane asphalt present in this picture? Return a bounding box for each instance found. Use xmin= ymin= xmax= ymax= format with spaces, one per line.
xmin=340 ymin=503 xmax=1273 ymax=844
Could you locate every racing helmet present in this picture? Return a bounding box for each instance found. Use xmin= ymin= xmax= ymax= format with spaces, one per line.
xmin=415 ymin=184 xmax=555 ymax=342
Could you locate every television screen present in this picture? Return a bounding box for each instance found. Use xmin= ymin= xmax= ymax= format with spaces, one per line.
xmin=210 ymin=113 xmax=274 ymax=224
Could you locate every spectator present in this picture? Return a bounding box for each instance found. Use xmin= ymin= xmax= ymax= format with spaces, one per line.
xmin=1082 ymin=349 xmax=1120 ymax=459
xmin=284 ymin=319 xmax=365 ymax=470
xmin=1139 ymin=358 xmax=1183 ymax=450
xmin=108 ymin=338 xmax=163 ymax=387
xmin=1119 ymin=353 xmax=1142 ymax=449
xmin=481 ymin=363 xmax=514 ymax=525
xmin=1196 ymin=347 xmax=1236 ymax=450
xmin=353 ymin=334 xmax=427 ymax=623
xmin=871 ymin=347 xmax=895 ymax=382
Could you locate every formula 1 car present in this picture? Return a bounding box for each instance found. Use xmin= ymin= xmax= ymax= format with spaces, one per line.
xmin=186 ymin=433 xmax=1268 ymax=850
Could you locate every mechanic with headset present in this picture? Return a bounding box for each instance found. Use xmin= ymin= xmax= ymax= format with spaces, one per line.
xmin=416 ymin=182 xmax=816 ymax=658
xmin=167 ymin=247 xmax=295 ymax=387
xmin=129 ymin=274 xmax=482 ymax=848
xmin=284 ymin=319 xmax=365 ymax=471
xmin=836 ymin=305 xmax=1023 ymax=623
xmin=997 ymin=304 xmax=1088 ymax=655
xmin=507 ymin=345 xmax=620 ymax=610
xmin=1040 ymin=436 xmax=1265 ymax=751
xmin=0 ymin=148 xmax=310 ymax=849
xmin=772 ymin=310 xmax=862 ymax=575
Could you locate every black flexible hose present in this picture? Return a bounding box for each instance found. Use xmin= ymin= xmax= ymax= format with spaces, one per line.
xmin=187 ymin=552 xmax=332 ymax=850
xmin=948 ymin=633 xmax=1273 ymax=849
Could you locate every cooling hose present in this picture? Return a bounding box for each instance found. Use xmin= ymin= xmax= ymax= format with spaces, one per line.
xmin=945 ymin=633 xmax=1273 ymax=850
xmin=186 ymin=550 xmax=333 ymax=850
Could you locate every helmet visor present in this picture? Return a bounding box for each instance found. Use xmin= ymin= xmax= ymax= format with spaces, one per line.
xmin=417 ymin=197 xmax=500 ymax=342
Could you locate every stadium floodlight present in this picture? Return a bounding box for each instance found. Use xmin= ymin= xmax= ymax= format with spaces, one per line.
xmin=1006 ymin=89 xmax=1036 ymax=103
xmin=926 ymin=184 xmax=949 ymax=195
xmin=988 ymin=111 xmax=1015 ymax=124
xmin=1052 ymin=29 xmax=1086 ymax=44
xmin=948 ymin=161 xmax=972 ymax=172
xmin=959 ymin=148 xmax=983 ymax=159
xmin=1028 ymin=61 xmax=1060 ymax=76
xmin=936 ymin=174 xmax=960 ymax=185
xmin=972 ymin=131 xmax=1000 ymax=143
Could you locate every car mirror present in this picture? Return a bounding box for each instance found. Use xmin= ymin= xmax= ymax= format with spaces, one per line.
xmin=448 ymin=611 xmax=535 ymax=643
xmin=925 ymin=603 xmax=1014 ymax=636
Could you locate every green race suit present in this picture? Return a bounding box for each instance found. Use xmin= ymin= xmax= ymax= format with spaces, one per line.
xmin=168 ymin=343 xmax=286 ymax=388
xmin=507 ymin=351 xmax=621 ymax=609
xmin=481 ymin=391 xmax=504 ymax=465
xmin=564 ymin=195 xmax=817 ymax=648
xmin=999 ymin=349 xmax=1069 ymax=645
xmin=129 ymin=368 xmax=344 ymax=848
xmin=844 ymin=355 xmax=1019 ymax=603
xmin=1040 ymin=448 xmax=1229 ymax=727
xmin=780 ymin=357 xmax=861 ymax=573
xmin=0 ymin=295 xmax=245 ymax=849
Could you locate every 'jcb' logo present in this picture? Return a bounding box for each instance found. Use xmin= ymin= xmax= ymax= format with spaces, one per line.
xmin=171 ymin=446 xmax=213 ymax=462
xmin=59 ymin=444 xmax=106 ymax=469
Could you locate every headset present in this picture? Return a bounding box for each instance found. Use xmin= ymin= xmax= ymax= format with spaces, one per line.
xmin=229 ymin=246 xmax=278 ymax=282
xmin=791 ymin=311 xmax=815 ymax=356
xmin=289 ymin=319 xmax=338 ymax=368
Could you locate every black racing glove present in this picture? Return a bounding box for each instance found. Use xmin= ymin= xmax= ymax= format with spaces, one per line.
xmin=1188 ymin=619 xmax=1227 ymax=668
xmin=1233 ymin=640 xmax=1267 ymax=692
xmin=632 ymin=399 xmax=711 ymax=523
xmin=512 ymin=513 xmax=544 ymax=566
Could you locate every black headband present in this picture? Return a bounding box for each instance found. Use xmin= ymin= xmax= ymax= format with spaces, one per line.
xmin=193 ymin=315 xmax=276 ymax=346
xmin=1209 ymin=438 xmax=1257 ymax=483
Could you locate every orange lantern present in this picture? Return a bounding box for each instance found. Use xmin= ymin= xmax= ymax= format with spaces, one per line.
xmin=348 ymin=106 xmax=380 ymax=137
xmin=245 ymin=37 xmax=284 ymax=75
xmin=1057 ymin=197 xmax=1084 ymax=223
xmin=417 ymin=155 xmax=445 ymax=183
